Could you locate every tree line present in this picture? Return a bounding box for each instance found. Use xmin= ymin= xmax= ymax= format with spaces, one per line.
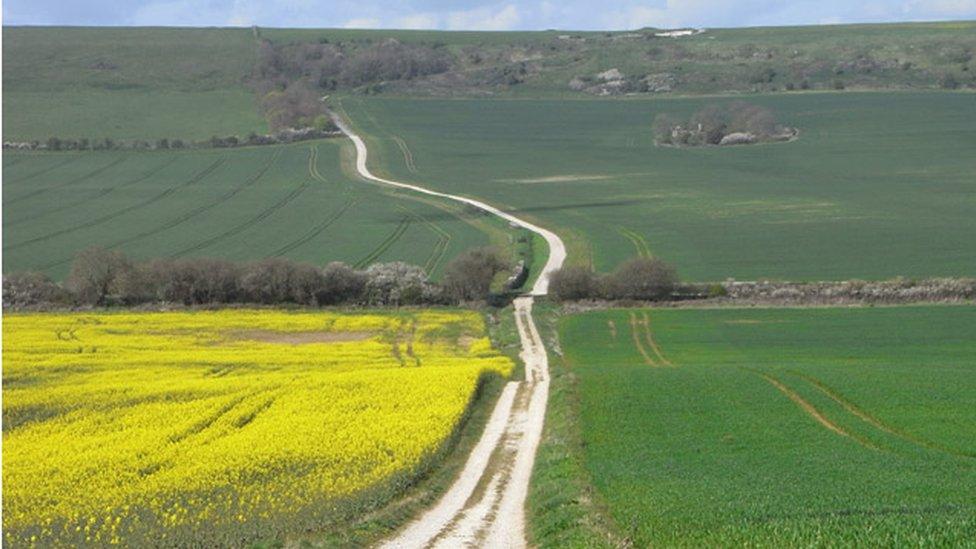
xmin=4 ymin=247 xmax=688 ymax=309
xmin=3 ymin=124 xmax=339 ymax=153
xmin=251 ymin=38 xmax=453 ymax=129
xmin=3 ymin=246 xmax=510 ymax=309
xmin=548 ymin=257 xmax=680 ymax=301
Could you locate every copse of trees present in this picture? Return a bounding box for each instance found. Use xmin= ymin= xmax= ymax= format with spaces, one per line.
xmin=253 ymin=38 xmax=453 ymax=94
xmin=653 ymin=102 xmax=797 ymax=146
xmin=4 ymin=246 xmax=515 ymax=309
xmin=549 ymin=257 xmax=679 ymax=302
xmin=440 ymin=247 xmax=509 ymax=302
xmin=249 ymin=38 xmax=454 ymax=125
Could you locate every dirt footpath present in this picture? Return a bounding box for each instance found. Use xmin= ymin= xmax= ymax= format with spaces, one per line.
xmin=332 ymin=109 xmax=566 ymax=548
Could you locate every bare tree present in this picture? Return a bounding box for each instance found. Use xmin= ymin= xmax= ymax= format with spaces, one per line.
xmin=652 ymin=113 xmax=680 ymax=144
xmin=690 ymin=104 xmax=728 ymax=145
xmin=549 ymin=266 xmax=599 ymax=301
xmin=64 ymin=247 xmax=132 ymax=305
xmin=440 ymin=247 xmax=508 ymax=302
xmin=604 ymin=257 xmax=678 ymax=301
xmin=319 ymin=262 xmax=367 ymax=305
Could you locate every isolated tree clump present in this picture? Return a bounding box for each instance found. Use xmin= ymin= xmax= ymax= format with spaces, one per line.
xmin=64 ymin=247 xmax=134 ymax=305
xmin=440 ymin=247 xmax=509 ymax=302
xmin=318 ymin=262 xmax=368 ymax=305
xmin=549 ymin=265 xmax=599 ymax=301
xmin=653 ymin=101 xmax=796 ymax=146
xmin=548 ymin=257 xmax=679 ymax=302
xmin=603 ymin=257 xmax=679 ymax=301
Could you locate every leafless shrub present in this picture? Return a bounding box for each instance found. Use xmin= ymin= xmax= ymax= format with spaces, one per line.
xmin=144 ymin=258 xmax=243 ymax=305
xmin=603 ymin=257 xmax=678 ymax=301
xmin=238 ymin=258 xmax=324 ymax=305
xmin=654 ymin=102 xmax=794 ymax=146
xmin=3 ymin=271 xmax=69 ymax=308
xmin=549 ymin=266 xmax=599 ymax=301
xmin=319 ymin=262 xmax=367 ymax=305
xmin=64 ymin=247 xmax=133 ymax=305
xmin=440 ymin=247 xmax=508 ymax=302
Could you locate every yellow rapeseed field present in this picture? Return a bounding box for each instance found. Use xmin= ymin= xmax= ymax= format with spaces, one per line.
xmin=2 ymin=309 xmax=512 ymax=547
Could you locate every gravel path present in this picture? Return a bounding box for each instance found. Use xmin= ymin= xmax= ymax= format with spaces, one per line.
xmin=332 ymin=111 xmax=566 ymax=548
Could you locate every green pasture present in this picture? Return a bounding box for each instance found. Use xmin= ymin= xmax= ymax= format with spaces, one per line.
xmin=2 ymin=140 xmax=502 ymax=280
xmin=2 ymin=26 xmax=264 ymax=141
xmin=5 ymin=21 xmax=973 ymax=141
xmin=556 ymin=305 xmax=976 ymax=546
xmin=342 ymin=91 xmax=976 ymax=281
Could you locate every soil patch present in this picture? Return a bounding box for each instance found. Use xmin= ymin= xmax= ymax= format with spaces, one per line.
xmin=499 ymin=174 xmax=614 ymax=184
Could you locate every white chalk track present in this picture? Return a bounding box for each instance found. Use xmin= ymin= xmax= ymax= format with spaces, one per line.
xmin=332 ymin=112 xmax=566 ymax=548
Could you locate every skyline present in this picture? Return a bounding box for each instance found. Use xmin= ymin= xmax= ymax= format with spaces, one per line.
xmin=3 ymin=1 xmax=976 ymax=31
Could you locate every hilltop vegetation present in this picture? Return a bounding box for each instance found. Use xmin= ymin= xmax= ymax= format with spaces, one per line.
xmin=257 ymin=22 xmax=976 ymax=97
xmin=4 ymin=22 xmax=975 ymax=141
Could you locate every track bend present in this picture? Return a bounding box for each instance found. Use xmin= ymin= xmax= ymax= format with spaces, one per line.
xmin=332 ymin=112 xmax=566 ymax=548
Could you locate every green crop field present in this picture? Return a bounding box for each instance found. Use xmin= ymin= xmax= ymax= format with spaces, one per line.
xmin=2 ymin=27 xmax=264 ymax=141
xmin=341 ymin=91 xmax=976 ymax=281
xmin=555 ymin=306 xmax=976 ymax=546
xmin=3 ymin=140 xmax=505 ymax=280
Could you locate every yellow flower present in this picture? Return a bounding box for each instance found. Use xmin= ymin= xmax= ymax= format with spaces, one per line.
xmin=3 ymin=309 xmax=511 ymax=546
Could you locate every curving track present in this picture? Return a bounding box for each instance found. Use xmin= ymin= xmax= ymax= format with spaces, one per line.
xmin=332 ymin=111 xmax=566 ymax=548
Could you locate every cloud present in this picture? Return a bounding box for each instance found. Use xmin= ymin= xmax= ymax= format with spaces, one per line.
xmin=343 ymin=17 xmax=382 ymax=28
xmin=903 ymin=0 xmax=976 ymax=16
xmin=5 ymin=0 xmax=976 ymax=30
xmin=395 ymin=13 xmax=439 ymax=29
xmin=445 ymin=4 xmax=520 ymax=30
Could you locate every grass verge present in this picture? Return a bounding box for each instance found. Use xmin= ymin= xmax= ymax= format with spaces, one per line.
xmin=526 ymin=302 xmax=624 ymax=548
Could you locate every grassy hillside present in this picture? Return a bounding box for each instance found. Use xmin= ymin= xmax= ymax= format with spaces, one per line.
xmin=2 ymin=140 xmax=506 ymax=279
xmin=3 ymin=22 xmax=974 ymax=141
xmin=342 ymin=91 xmax=976 ymax=281
xmin=2 ymin=26 xmax=264 ymax=140
xmin=556 ymin=306 xmax=976 ymax=546
xmin=265 ymin=21 xmax=976 ymax=96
